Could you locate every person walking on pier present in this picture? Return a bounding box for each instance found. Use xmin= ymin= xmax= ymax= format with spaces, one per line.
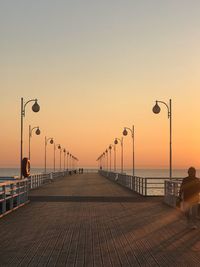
xmin=179 ymin=167 xmax=200 ymax=229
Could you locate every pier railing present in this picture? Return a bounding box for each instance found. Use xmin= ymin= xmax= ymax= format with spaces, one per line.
xmin=99 ymin=170 xmax=180 ymax=197
xmin=0 ymin=170 xmax=78 ymax=217
xmin=83 ymin=169 xmax=98 ymax=173
xmin=0 ymin=179 xmax=29 ymax=218
xmin=29 ymin=170 xmax=78 ymax=190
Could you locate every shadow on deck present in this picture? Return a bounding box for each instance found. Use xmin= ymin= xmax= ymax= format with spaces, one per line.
xmin=29 ymin=195 xmax=162 ymax=202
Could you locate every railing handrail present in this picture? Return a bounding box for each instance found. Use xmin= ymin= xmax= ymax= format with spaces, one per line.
xmin=0 ymin=170 xmax=79 ymax=217
xmin=0 ymin=178 xmax=28 ymax=187
xmin=98 ymin=170 xmax=181 ymax=197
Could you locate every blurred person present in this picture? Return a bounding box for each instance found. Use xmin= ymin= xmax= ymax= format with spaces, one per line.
xmin=179 ymin=167 xmax=200 ymax=229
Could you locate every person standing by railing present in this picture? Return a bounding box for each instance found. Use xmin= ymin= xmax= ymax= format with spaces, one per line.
xmin=179 ymin=167 xmax=200 ymax=229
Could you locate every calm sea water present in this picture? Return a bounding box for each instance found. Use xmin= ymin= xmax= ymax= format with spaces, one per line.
xmin=0 ymin=167 xmax=197 ymax=196
xmin=0 ymin=167 xmax=198 ymax=178
xmin=0 ymin=168 xmax=53 ymax=177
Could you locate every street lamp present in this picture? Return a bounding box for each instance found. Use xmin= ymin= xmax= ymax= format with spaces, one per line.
xmin=59 ymin=145 xmax=62 ymax=171
xmin=123 ymin=125 xmax=135 ymax=177
xmin=72 ymin=155 xmax=74 ymax=169
xmin=71 ymin=155 xmax=77 ymax=170
xmin=97 ymin=153 xmax=104 ymax=170
xmin=108 ymin=145 xmax=112 ymax=171
xmin=75 ymin=157 xmax=79 ymax=169
xmin=101 ymin=152 xmax=105 ymax=170
xmin=44 ymin=137 xmax=54 ymax=173
xmin=99 ymin=154 xmax=103 ymax=169
xmin=20 ymin=97 xmax=40 ymax=178
xmin=63 ymin=148 xmax=66 ymax=170
xmin=67 ymin=152 xmax=69 ymax=170
xmin=109 ymin=144 xmax=116 ymax=172
xmin=54 ymin=143 xmax=61 ymax=172
xmin=69 ymin=153 xmax=72 ymax=170
xmin=152 ymin=99 xmax=172 ymax=179
xmin=114 ymin=137 xmax=124 ymax=174
xmin=105 ymin=149 xmax=108 ymax=171
xmin=28 ymin=125 xmax=41 ymax=160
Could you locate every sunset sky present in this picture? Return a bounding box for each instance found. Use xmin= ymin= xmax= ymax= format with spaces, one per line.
xmin=0 ymin=1 xmax=200 ymax=170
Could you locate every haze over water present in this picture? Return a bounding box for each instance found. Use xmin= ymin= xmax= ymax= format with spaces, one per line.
xmin=0 ymin=168 xmax=199 ymax=179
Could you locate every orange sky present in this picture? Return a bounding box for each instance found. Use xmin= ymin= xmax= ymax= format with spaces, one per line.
xmin=1 ymin=1 xmax=200 ymax=169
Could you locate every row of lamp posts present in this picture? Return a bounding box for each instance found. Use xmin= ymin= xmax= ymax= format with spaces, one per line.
xmin=45 ymin=139 xmax=78 ymax=174
xmin=97 ymin=99 xmax=172 ymax=179
xmin=97 ymin=127 xmax=134 ymax=175
xmin=20 ymin=97 xmax=78 ymax=178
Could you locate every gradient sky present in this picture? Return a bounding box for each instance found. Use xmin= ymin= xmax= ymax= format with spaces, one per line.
xmin=0 ymin=0 xmax=200 ymax=170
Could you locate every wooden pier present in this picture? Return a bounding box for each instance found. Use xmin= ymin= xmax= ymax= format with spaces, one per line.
xmin=0 ymin=172 xmax=200 ymax=266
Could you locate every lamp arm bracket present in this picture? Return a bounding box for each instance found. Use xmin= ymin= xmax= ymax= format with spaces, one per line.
xmin=125 ymin=127 xmax=132 ymax=133
xmin=31 ymin=126 xmax=39 ymax=134
xmin=23 ymin=99 xmax=37 ymax=116
xmin=157 ymin=100 xmax=170 ymax=118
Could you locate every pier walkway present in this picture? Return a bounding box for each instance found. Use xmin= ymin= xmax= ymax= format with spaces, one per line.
xmin=1 ymin=173 xmax=200 ymax=266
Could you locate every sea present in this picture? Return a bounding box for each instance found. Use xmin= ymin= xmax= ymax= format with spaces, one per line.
xmin=0 ymin=167 xmax=198 ymax=178
xmin=0 ymin=167 xmax=197 ymax=196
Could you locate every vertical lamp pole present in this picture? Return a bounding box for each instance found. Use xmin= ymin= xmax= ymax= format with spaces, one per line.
xmin=100 ymin=155 xmax=102 ymax=169
xmin=29 ymin=125 xmax=41 ymax=160
xmin=54 ymin=144 xmax=61 ymax=172
xmin=76 ymin=157 xmax=79 ymax=170
xmin=69 ymin=154 xmax=72 ymax=170
xmin=109 ymin=144 xmax=116 ymax=172
xmin=72 ymin=156 xmax=74 ymax=169
xmin=59 ymin=146 xmax=62 ymax=171
xmin=105 ymin=149 xmax=108 ymax=171
xmin=108 ymin=145 xmax=112 ymax=171
xmin=102 ymin=152 xmax=105 ymax=170
xmin=54 ymin=143 xmax=56 ymax=172
xmin=152 ymin=99 xmax=172 ymax=179
xmin=20 ymin=97 xmax=40 ymax=178
xmin=123 ymin=125 xmax=135 ymax=177
xmin=114 ymin=137 xmax=124 ymax=174
xmin=45 ymin=137 xmax=54 ymax=173
xmin=109 ymin=145 xmax=112 ymax=172
xmin=67 ymin=152 xmax=69 ymax=170
xmin=63 ymin=149 xmax=66 ymax=171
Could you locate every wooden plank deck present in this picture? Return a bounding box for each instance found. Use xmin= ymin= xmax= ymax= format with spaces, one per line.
xmin=0 ymin=173 xmax=200 ymax=266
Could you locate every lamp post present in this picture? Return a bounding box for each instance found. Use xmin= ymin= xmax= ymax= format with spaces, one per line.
xmin=114 ymin=137 xmax=124 ymax=174
xmin=59 ymin=145 xmax=62 ymax=171
xmin=63 ymin=149 xmax=66 ymax=170
xmin=99 ymin=155 xmax=102 ymax=169
xmin=152 ymin=99 xmax=172 ymax=179
xmin=102 ymin=152 xmax=105 ymax=170
xmin=67 ymin=152 xmax=69 ymax=170
xmin=72 ymin=155 xmax=74 ymax=169
xmin=100 ymin=153 xmax=102 ymax=169
xmin=123 ymin=125 xmax=135 ymax=177
xmin=97 ymin=154 xmax=103 ymax=169
xmin=69 ymin=154 xmax=72 ymax=170
xmin=54 ymin=143 xmax=61 ymax=172
xmin=108 ymin=146 xmax=112 ymax=171
xmin=20 ymin=97 xmax=40 ymax=178
xmin=100 ymin=154 xmax=103 ymax=169
xmin=44 ymin=137 xmax=54 ymax=173
xmin=76 ymin=157 xmax=79 ymax=169
xmin=109 ymin=144 xmax=116 ymax=172
xmin=29 ymin=125 xmax=41 ymax=160
xmin=105 ymin=149 xmax=108 ymax=171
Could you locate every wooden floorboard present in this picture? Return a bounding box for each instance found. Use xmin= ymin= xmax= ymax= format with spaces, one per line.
xmin=0 ymin=173 xmax=200 ymax=266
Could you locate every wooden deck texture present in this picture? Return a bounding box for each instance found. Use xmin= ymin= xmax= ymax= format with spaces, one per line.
xmin=0 ymin=173 xmax=200 ymax=266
